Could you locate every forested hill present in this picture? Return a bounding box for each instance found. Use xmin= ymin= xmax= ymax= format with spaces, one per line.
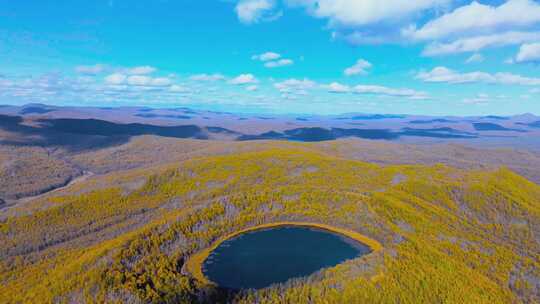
xmin=1 ymin=148 xmax=539 ymax=303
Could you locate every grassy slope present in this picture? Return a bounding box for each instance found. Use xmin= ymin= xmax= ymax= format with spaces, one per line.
xmin=0 ymin=148 xmax=539 ymax=303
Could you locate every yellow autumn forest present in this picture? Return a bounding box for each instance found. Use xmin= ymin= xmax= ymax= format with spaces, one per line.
xmin=1 ymin=147 xmax=539 ymax=303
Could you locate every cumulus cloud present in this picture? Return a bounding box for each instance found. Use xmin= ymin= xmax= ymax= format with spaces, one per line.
xmin=325 ymin=82 xmax=350 ymax=93
xmin=252 ymin=52 xmax=293 ymax=68
xmin=252 ymin=52 xmax=281 ymax=61
xmin=169 ymin=85 xmax=190 ymax=93
xmin=0 ymin=72 xmax=208 ymax=106
xmin=462 ymin=93 xmax=490 ymax=105
xmin=504 ymin=57 xmax=516 ymax=64
xmin=190 ymin=73 xmax=225 ymax=81
xmin=287 ymin=0 xmax=449 ymax=27
xmin=353 ymin=84 xmax=429 ymax=99
xmin=416 ymin=67 xmax=496 ymax=83
xmin=149 ymin=77 xmax=172 ymax=87
xmin=236 ymin=0 xmax=278 ymax=24
xmin=465 ymin=53 xmax=484 ymax=64
xmin=125 ymin=66 xmax=157 ymax=75
xmin=76 ymin=64 xmax=106 ymax=75
xmin=274 ymin=78 xmax=316 ymax=92
xmin=344 ymin=59 xmax=372 ymax=76
xmin=416 ymin=66 xmax=540 ymax=86
xmin=515 ymin=42 xmax=540 ymax=63
xmin=126 ymin=76 xmax=150 ymax=86
xmin=275 ymin=0 xmax=451 ymax=45
xmin=406 ymin=0 xmax=540 ymax=41
xmin=406 ymin=0 xmax=540 ymax=56
xmin=104 ymin=73 xmax=127 ymax=85
xmin=246 ymin=85 xmax=258 ymax=91
xmin=264 ymin=59 xmax=294 ymax=68
xmin=232 ymin=0 xmax=540 ymax=53
xmin=0 ymin=73 xmax=99 ymax=103
xmin=126 ymin=76 xmax=172 ymax=87
xmin=229 ymin=74 xmax=258 ymax=85
xmin=104 ymin=73 xmax=172 ymax=87
xmin=422 ymin=31 xmax=540 ymax=56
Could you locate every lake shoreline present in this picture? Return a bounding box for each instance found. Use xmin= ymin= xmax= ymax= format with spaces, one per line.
xmin=184 ymin=221 xmax=383 ymax=285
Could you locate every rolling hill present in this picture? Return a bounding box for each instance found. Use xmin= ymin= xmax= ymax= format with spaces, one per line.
xmin=1 ymin=147 xmax=538 ymax=303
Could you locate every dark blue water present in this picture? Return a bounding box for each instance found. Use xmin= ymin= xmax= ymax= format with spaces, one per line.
xmin=202 ymin=226 xmax=371 ymax=290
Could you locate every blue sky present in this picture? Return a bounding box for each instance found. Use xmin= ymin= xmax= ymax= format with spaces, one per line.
xmin=1 ymin=0 xmax=540 ymax=115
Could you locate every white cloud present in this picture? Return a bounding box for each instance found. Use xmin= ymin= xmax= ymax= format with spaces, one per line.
xmin=404 ymin=1 xmax=540 ymax=56
xmin=416 ymin=66 xmax=540 ymax=86
xmin=515 ymin=42 xmax=540 ymax=63
xmin=190 ymin=73 xmax=225 ymax=81
xmin=105 ymin=74 xmax=172 ymax=87
xmin=76 ymin=76 xmax=96 ymax=84
xmin=0 ymin=73 xmax=217 ymax=106
xmin=127 ymin=76 xmax=150 ymax=86
xmin=333 ymin=30 xmax=400 ymax=45
xmin=104 ymin=73 xmax=127 ymax=85
xmin=353 ymin=84 xmax=428 ymax=99
xmin=246 ymin=85 xmax=258 ymax=91
xmin=287 ymin=0 xmax=449 ymax=26
xmin=125 ymin=66 xmax=157 ymax=75
xmin=279 ymin=0 xmax=453 ymax=45
xmin=149 ymin=77 xmax=173 ymax=87
xmin=252 ymin=52 xmax=281 ymax=61
xmin=274 ymin=78 xmax=316 ymax=92
xmin=252 ymin=52 xmax=293 ymax=68
xmin=76 ymin=64 xmax=106 ymax=75
xmin=416 ymin=67 xmax=494 ymax=83
xmin=229 ymin=74 xmax=258 ymax=85
xmin=477 ymin=93 xmax=489 ymax=99
xmin=236 ymin=0 xmax=277 ymax=24
xmin=264 ymin=59 xmax=294 ymax=68
xmin=462 ymin=93 xmax=490 ymax=105
xmin=422 ymin=31 xmax=540 ymax=56
xmin=170 ymin=85 xmax=190 ymax=93
xmin=406 ymin=0 xmax=540 ymax=41
xmin=325 ymin=82 xmax=350 ymax=93
xmin=504 ymin=57 xmax=516 ymax=64
xmin=465 ymin=53 xmax=484 ymax=64
xmin=496 ymin=73 xmax=540 ymax=86
xmin=344 ymin=59 xmax=372 ymax=76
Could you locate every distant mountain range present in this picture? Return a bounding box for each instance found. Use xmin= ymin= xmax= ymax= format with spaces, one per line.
xmin=0 ymin=104 xmax=539 ymax=149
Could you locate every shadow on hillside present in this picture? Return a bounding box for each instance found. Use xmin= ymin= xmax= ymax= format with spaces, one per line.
xmin=238 ymin=127 xmax=478 ymax=142
xmin=0 ymin=115 xmax=228 ymax=152
xmin=0 ymin=115 xmax=483 ymax=150
xmin=473 ymin=123 xmax=527 ymax=132
xmin=517 ymin=121 xmax=540 ymax=128
xmin=0 ymin=115 xmax=130 ymax=151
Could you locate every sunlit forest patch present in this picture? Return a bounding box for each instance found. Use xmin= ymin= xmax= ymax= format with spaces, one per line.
xmin=1 ymin=148 xmax=539 ymax=303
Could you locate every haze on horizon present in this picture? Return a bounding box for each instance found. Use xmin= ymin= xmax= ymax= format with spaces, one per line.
xmin=1 ymin=0 xmax=540 ymax=116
